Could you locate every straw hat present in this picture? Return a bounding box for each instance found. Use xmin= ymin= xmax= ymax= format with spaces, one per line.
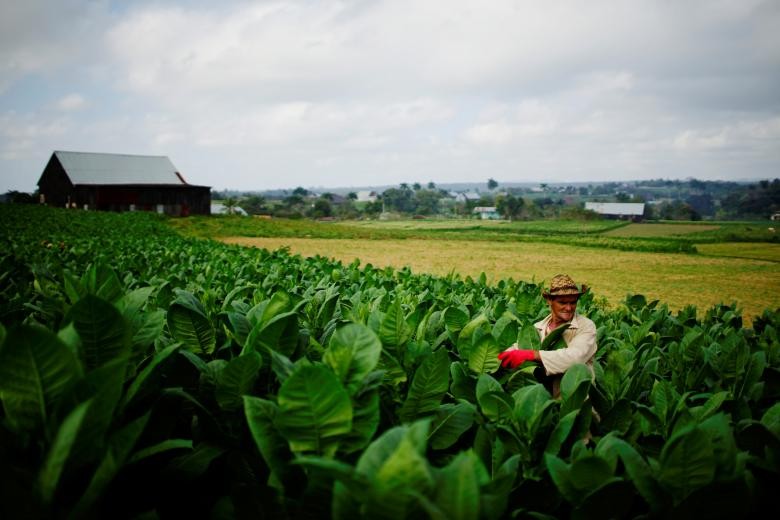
xmin=542 ymin=274 xmax=588 ymax=298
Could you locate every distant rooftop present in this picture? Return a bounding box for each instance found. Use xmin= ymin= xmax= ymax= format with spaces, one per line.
xmin=585 ymin=202 xmax=645 ymax=216
xmin=54 ymin=150 xmax=188 ymax=185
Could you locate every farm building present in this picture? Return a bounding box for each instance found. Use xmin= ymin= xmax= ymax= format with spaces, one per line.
xmin=37 ymin=151 xmax=211 ymax=216
xmin=585 ymin=202 xmax=645 ymax=220
xmin=356 ymin=190 xmax=378 ymax=202
xmin=473 ymin=206 xmax=500 ymax=220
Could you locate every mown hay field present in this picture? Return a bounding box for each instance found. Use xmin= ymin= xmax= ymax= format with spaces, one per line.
xmin=220 ymin=236 xmax=780 ymax=324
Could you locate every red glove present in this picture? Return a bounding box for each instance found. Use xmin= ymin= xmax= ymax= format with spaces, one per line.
xmin=498 ymin=349 xmax=536 ymax=369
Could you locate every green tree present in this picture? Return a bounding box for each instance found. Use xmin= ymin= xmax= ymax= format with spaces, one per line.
xmin=495 ymin=194 xmax=525 ymax=220
xmin=309 ymin=198 xmax=333 ymax=219
xmin=487 ymin=178 xmax=498 ymax=190
xmin=382 ymin=187 xmax=415 ymax=213
xmin=413 ymin=190 xmax=442 ymax=215
xmin=241 ymin=195 xmax=267 ymax=215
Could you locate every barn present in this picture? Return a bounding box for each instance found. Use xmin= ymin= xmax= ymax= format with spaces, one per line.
xmin=37 ymin=151 xmax=211 ymax=216
xmin=584 ymin=202 xmax=646 ymax=221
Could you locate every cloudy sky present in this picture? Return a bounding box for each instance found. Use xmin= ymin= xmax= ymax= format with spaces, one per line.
xmin=1 ymin=0 xmax=779 ymax=192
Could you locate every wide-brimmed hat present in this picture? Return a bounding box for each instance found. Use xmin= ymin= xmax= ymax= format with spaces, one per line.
xmin=542 ymin=274 xmax=588 ymax=298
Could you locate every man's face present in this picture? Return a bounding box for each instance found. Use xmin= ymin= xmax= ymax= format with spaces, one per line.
xmin=547 ymin=295 xmax=579 ymax=323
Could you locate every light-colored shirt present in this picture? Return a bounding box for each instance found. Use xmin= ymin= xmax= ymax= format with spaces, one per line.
xmin=534 ymin=312 xmax=597 ymax=376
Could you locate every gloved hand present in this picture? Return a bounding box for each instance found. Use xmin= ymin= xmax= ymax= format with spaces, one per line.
xmin=498 ymin=349 xmax=536 ymax=369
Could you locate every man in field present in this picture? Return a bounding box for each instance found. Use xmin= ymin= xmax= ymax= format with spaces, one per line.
xmin=497 ymin=273 xmax=597 ymax=398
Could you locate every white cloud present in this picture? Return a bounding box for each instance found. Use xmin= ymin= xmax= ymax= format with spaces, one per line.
xmin=55 ymin=94 xmax=87 ymax=111
xmin=0 ymin=1 xmax=778 ymax=191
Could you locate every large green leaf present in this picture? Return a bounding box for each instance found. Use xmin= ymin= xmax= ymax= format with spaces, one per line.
xmin=65 ymin=294 xmax=131 ymax=371
xmin=247 ymin=291 xmax=293 ymax=326
xmin=658 ymin=426 xmax=716 ymax=502
xmin=167 ymin=292 xmax=215 ymax=355
xmin=0 ymin=325 xmax=83 ymax=433
xmin=243 ymin=311 xmax=299 ymax=357
xmin=379 ymin=298 xmax=411 ymax=350
xmin=162 ymin=443 xmax=226 ymax=480
xmin=570 ymin=455 xmax=615 ymax=495
xmin=545 ymin=454 xmax=577 ymax=503
xmin=541 ymin=323 xmax=570 ymax=350
xmin=492 ymin=315 xmax=519 ymax=347
xmin=119 ymin=344 xmax=180 ymax=412
xmin=698 ymin=413 xmax=739 ymax=480
xmin=428 ymin=402 xmax=477 ymax=450
xmin=450 ymin=361 xmax=477 ymax=403
xmin=324 ymin=323 xmax=382 ymax=395
xmin=762 ymin=401 xmax=780 ymax=437
xmin=545 ymin=409 xmax=579 ymax=455
xmin=275 ymin=364 xmax=352 ymax=456
xmin=38 ymin=399 xmax=92 ymax=503
xmin=518 ymin=323 xmax=541 ymax=349
xmin=215 ymin=351 xmax=262 ymax=412
xmin=513 ymin=383 xmax=554 ymax=434
xmin=457 ymin=314 xmax=489 ymax=355
xmin=340 ymin=387 xmax=381 ymax=454
xmin=476 ymin=374 xmax=511 ymax=422
xmin=468 ymin=334 xmax=500 ymax=374
xmin=243 ymin=396 xmax=302 ymax=490
xmin=399 ymin=348 xmax=451 ymax=422
xmin=598 ymin=434 xmax=669 ymax=510
xmin=63 ymin=359 xmax=126 ymax=469
xmin=443 ymin=306 xmax=469 ymax=331
xmin=433 ymin=451 xmax=487 ymax=520
xmin=560 ymin=363 xmax=592 ymax=415
xmin=355 ymin=421 xmax=433 ymax=519
xmin=80 ymin=263 xmax=124 ymax=304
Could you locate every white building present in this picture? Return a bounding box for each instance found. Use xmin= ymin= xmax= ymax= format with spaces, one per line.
xmin=356 ymin=190 xmax=378 ymax=202
xmin=584 ymin=202 xmax=645 ymax=219
xmin=473 ymin=206 xmax=500 ymax=220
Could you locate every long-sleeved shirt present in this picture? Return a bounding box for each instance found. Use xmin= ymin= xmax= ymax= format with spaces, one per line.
xmin=535 ymin=312 xmax=597 ymax=376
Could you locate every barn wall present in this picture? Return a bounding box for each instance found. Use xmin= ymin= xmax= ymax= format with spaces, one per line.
xmin=37 ymin=155 xmax=76 ymax=207
xmin=73 ymin=185 xmax=211 ymax=216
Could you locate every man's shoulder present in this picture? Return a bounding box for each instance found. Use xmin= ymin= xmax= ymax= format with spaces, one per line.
xmin=571 ymin=313 xmax=596 ymax=331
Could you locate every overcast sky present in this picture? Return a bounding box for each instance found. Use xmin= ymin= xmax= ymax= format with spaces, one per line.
xmin=1 ymin=0 xmax=779 ymax=192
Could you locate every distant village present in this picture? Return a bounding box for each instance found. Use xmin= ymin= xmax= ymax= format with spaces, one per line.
xmin=3 ymin=150 xmax=779 ymax=221
xmin=212 ymin=177 xmax=780 ymax=222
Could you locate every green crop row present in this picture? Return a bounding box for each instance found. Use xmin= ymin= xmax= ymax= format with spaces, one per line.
xmin=1 ymin=205 xmax=778 ymax=519
xmin=171 ymin=215 xmax=697 ymax=253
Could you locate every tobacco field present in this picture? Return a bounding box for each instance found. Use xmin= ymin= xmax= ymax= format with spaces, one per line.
xmin=1 ymin=205 xmax=779 ymax=519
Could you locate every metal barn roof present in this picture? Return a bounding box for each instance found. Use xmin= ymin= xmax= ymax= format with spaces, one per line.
xmin=585 ymin=202 xmax=645 ymax=216
xmin=54 ymin=151 xmax=186 ymax=185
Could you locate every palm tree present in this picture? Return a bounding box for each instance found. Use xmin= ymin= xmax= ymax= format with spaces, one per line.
xmin=223 ymin=197 xmax=239 ymax=215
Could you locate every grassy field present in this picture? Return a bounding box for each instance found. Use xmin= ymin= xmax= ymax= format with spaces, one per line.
xmin=167 ymin=215 xmax=780 ymax=324
xmin=603 ymin=223 xmax=721 ymax=237
xmin=219 ymin=236 xmax=780 ymax=324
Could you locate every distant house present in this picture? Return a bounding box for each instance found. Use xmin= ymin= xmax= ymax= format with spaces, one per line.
xmin=473 ymin=206 xmax=500 ymax=220
xmin=452 ymin=192 xmax=481 ymax=203
xmin=356 ymin=190 xmax=378 ymax=202
xmin=585 ymin=202 xmax=645 ymax=220
xmin=37 ymin=150 xmax=211 ymax=216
